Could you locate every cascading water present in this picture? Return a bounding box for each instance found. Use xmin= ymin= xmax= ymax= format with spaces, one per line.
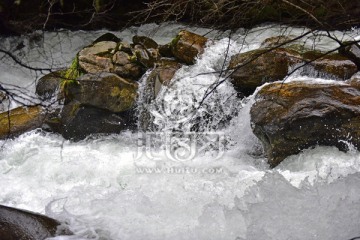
xmin=1 ymin=23 xmax=360 ymax=240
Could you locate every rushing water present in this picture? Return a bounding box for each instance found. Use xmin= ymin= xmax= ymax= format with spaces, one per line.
xmin=1 ymin=23 xmax=360 ymax=240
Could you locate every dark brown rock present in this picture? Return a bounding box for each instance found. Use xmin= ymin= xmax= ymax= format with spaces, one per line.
xmin=250 ymin=81 xmax=360 ymax=167
xmin=132 ymin=35 xmax=158 ymax=49
xmin=229 ymin=47 xmax=358 ymax=95
xmin=171 ymin=30 xmax=208 ymax=64
xmin=303 ymin=51 xmax=357 ymax=79
xmin=0 ymin=204 xmax=71 ymax=240
xmin=58 ymin=101 xmax=135 ymax=140
xmin=229 ymin=48 xmax=302 ymax=93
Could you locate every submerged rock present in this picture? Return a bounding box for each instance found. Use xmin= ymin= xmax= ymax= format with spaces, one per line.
xmin=250 ymin=81 xmax=360 ymax=167
xmin=0 ymin=106 xmax=45 ymax=139
xmin=68 ymin=72 xmax=138 ymax=113
xmin=171 ymin=30 xmax=208 ymax=64
xmin=0 ymin=204 xmax=71 ymax=240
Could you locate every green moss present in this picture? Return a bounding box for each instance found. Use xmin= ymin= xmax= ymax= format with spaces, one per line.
xmin=69 ymin=103 xmax=81 ymax=117
xmin=64 ymin=56 xmax=82 ymax=80
xmin=170 ymin=34 xmax=181 ymax=48
xmin=61 ymin=56 xmax=82 ymax=100
xmin=128 ymin=54 xmax=138 ymax=63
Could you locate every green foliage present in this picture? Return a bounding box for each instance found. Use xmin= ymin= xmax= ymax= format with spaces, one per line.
xmin=61 ymin=56 xmax=82 ymax=101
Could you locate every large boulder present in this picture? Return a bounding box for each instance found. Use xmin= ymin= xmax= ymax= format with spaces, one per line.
xmin=229 ymin=47 xmax=358 ymax=95
xmin=229 ymin=48 xmax=302 ymax=94
xmin=68 ymin=72 xmax=138 ymax=113
xmin=250 ymin=80 xmax=360 ymax=167
xmin=0 ymin=204 xmax=71 ymax=240
xmin=56 ymin=101 xmax=135 ymax=140
xmin=0 ymin=106 xmax=45 ymax=139
xmin=171 ymin=30 xmax=208 ymax=64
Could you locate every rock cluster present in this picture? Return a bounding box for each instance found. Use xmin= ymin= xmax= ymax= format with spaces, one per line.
xmin=1 ymin=30 xmax=208 ymax=140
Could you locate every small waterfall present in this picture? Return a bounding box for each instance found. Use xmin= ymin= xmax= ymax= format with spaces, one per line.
xmin=137 ymin=38 xmax=243 ymax=133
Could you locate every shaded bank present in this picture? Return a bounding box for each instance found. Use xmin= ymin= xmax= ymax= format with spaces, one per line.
xmin=1 ymin=0 xmax=360 ymax=35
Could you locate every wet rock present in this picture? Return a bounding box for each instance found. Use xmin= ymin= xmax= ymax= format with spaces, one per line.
xmin=36 ymin=70 xmax=65 ymax=100
xmin=159 ymin=43 xmax=174 ymax=58
xmin=171 ymin=30 xmax=208 ymax=64
xmin=148 ymin=60 xmax=182 ymax=97
xmin=339 ymin=41 xmax=360 ymax=70
xmin=0 ymin=204 xmax=71 ymax=240
xmin=229 ymin=47 xmax=358 ymax=95
xmin=302 ymin=51 xmax=357 ymax=79
xmin=0 ymin=106 xmax=45 ymax=139
xmin=138 ymin=60 xmax=182 ymax=130
xmin=250 ymin=81 xmax=360 ymax=167
xmin=133 ymin=35 xmax=158 ymax=49
xmin=67 ymin=72 xmax=138 ymax=113
xmin=58 ymin=101 xmax=135 ymax=140
xmin=78 ymin=41 xmax=117 ymax=73
xmin=229 ymin=48 xmax=302 ymax=94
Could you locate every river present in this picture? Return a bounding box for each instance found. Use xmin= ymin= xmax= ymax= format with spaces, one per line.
xmin=0 ymin=22 xmax=360 ymax=240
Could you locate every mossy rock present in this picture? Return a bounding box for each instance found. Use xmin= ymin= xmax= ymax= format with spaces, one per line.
xmin=68 ymin=72 xmax=138 ymax=113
